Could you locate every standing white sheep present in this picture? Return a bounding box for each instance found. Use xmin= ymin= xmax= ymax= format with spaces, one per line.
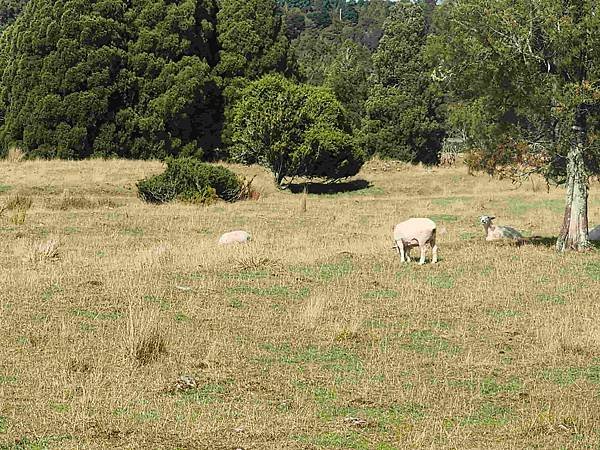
xmin=590 ymin=225 xmax=600 ymax=241
xmin=479 ymin=216 xmax=523 ymax=241
xmin=218 ymin=230 xmax=251 ymax=245
xmin=393 ymin=218 xmax=438 ymax=264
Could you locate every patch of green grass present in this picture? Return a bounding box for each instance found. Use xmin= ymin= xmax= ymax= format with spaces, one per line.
xmin=176 ymin=383 xmax=228 ymax=405
xmin=459 ymin=231 xmax=479 ymax=241
xmin=227 ymin=285 xmax=310 ymax=300
xmin=143 ymin=295 xmax=171 ymax=310
xmin=486 ymin=309 xmax=522 ymax=320
xmin=480 ymin=377 xmax=522 ymax=396
xmin=122 ymin=227 xmax=144 ymax=236
xmin=461 ymin=403 xmax=511 ymax=426
xmin=431 ymin=196 xmax=467 ymax=207
xmin=341 ymin=186 xmax=385 ymax=196
xmin=584 ymin=261 xmax=600 ymax=282
xmin=174 ymin=312 xmax=190 ymax=322
xmin=294 ymin=432 xmax=369 ymax=449
xmin=0 ymin=375 xmax=17 ymax=385
xmin=49 ymin=402 xmax=69 ymax=413
xmin=292 ymin=258 xmax=353 ymax=281
xmin=542 ymin=366 xmax=600 ymax=386
xmin=228 ymin=298 xmax=244 ymax=308
xmin=429 ymin=214 xmax=458 ymax=223
xmin=0 ymin=184 xmax=12 ymax=193
xmin=401 ymin=330 xmax=460 ymax=355
xmin=220 ymin=270 xmax=269 ymax=280
xmin=0 ymin=416 xmax=6 ymax=433
xmin=480 ymin=266 xmax=494 ymax=276
xmin=260 ymin=343 xmax=363 ymax=373
xmin=537 ymin=293 xmax=566 ymax=305
xmin=427 ymin=273 xmax=454 ymax=289
xmin=508 ymin=197 xmax=563 ymax=215
xmin=41 ymin=284 xmax=61 ymax=302
xmin=363 ymin=289 xmax=399 ymax=299
xmin=313 ymin=387 xmax=337 ymax=405
xmin=0 ymin=435 xmax=73 ymax=450
xmin=63 ymin=226 xmax=79 ymax=235
xmin=71 ymin=309 xmax=123 ymax=320
xmin=134 ymin=410 xmax=160 ymax=422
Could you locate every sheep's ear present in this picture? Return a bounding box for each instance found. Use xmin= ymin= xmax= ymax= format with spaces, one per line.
xmin=490 ymin=216 xmax=495 ymax=220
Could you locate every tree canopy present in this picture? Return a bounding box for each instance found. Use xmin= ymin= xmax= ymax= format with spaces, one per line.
xmin=362 ymin=0 xmax=445 ymax=163
xmin=430 ymin=0 xmax=600 ymax=250
xmin=230 ymin=74 xmax=364 ymax=185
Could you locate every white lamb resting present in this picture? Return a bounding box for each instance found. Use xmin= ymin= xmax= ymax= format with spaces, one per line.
xmin=218 ymin=230 xmax=251 ymax=245
xmin=393 ymin=218 xmax=438 ymax=264
xmin=479 ymin=215 xmax=523 ymax=241
xmin=590 ymin=225 xmax=600 ymax=241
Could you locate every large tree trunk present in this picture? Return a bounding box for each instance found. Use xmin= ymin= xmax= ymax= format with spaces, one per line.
xmin=556 ymin=108 xmax=590 ymax=252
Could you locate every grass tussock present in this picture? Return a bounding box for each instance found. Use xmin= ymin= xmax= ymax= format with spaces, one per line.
xmin=126 ymin=303 xmax=168 ymax=366
xmin=5 ymin=146 xmax=25 ymax=163
xmin=49 ymin=190 xmax=121 ymax=210
xmin=28 ymin=238 xmax=59 ymax=262
xmin=2 ymin=193 xmax=33 ymax=225
xmin=0 ymin=158 xmax=599 ymax=448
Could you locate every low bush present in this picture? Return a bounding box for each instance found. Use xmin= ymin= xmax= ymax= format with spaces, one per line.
xmin=137 ymin=158 xmax=244 ymax=204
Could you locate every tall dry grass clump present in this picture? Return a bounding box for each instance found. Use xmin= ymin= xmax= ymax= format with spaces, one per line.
xmin=4 ymin=146 xmax=25 ymax=163
xmin=126 ymin=303 xmax=168 ymax=366
xmin=4 ymin=193 xmax=33 ymax=225
xmin=28 ymin=238 xmax=60 ymax=262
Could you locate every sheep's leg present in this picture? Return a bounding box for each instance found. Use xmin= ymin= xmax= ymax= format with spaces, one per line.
xmin=396 ymin=241 xmax=406 ymax=263
xmin=418 ymin=244 xmax=426 ymax=265
xmin=430 ymin=235 xmax=438 ymax=264
xmin=405 ymin=247 xmax=411 ymax=262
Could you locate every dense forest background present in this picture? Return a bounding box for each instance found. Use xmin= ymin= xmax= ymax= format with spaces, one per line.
xmin=0 ymin=0 xmax=445 ymax=164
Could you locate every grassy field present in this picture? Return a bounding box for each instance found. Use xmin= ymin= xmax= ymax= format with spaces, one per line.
xmin=1 ymin=158 xmax=599 ymax=449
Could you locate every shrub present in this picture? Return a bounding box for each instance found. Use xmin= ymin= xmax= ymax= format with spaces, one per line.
xmin=137 ymin=158 xmax=244 ymax=204
xmin=296 ymin=126 xmax=365 ymax=180
xmin=230 ymin=74 xmax=364 ymax=186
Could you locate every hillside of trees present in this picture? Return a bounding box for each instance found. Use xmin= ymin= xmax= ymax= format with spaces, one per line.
xmin=1 ymin=0 xmax=600 ymax=248
xmin=0 ymin=0 xmax=443 ymax=163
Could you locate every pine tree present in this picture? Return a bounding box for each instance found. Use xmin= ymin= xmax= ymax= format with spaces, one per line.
xmin=363 ymin=0 xmax=445 ymax=163
xmin=0 ymin=0 xmax=221 ymax=158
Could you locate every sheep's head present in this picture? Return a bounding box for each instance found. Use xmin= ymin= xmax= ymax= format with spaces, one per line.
xmin=480 ymin=215 xmax=495 ymax=226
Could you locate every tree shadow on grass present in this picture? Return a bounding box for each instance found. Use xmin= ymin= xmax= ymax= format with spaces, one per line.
xmin=287 ymin=179 xmax=371 ymax=195
xmin=524 ymin=236 xmax=557 ymax=248
xmin=524 ymin=236 xmax=600 ymax=250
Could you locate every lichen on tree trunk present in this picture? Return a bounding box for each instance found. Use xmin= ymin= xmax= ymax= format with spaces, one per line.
xmin=556 ymin=109 xmax=590 ymax=252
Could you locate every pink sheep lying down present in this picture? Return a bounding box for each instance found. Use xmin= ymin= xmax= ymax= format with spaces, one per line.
xmin=393 ymin=218 xmax=438 ymax=264
xmin=218 ymin=230 xmax=252 ymax=245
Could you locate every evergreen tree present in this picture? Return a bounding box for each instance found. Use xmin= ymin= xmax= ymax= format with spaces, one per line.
xmin=230 ymin=74 xmax=364 ymax=185
xmin=324 ymin=39 xmax=371 ymax=129
xmin=0 ymin=0 xmax=28 ymax=32
xmin=0 ymin=0 xmax=220 ymax=158
xmin=363 ymin=0 xmax=445 ymax=163
xmin=215 ymin=0 xmax=296 ymax=147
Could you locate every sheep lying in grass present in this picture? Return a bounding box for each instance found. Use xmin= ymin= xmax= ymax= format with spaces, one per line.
xmin=393 ymin=218 xmax=438 ymax=264
xmin=479 ymin=216 xmax=523 ymax=241
xmin=590 ymin=225 xmax=600 ymax=241
xmin=218 ymin=230 xmax=251 ymax=245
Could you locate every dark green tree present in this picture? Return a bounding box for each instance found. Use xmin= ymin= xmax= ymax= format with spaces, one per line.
xmin=230 ymin=74 xmax=364 ymax=185
xmin=324 ymin=39 xmax=371 ymax=129
xmin=429 ymin=0 xmax=600 ymax=251
xmin=363 ymin=0 xmax=445 ymax=163
xmin=215 ymin=0 xmax=296 ymax=147
xmin=0 ymin=0 xmax=28 ymax=32
xmin=0 ymin=0 xmax=220 ymax=159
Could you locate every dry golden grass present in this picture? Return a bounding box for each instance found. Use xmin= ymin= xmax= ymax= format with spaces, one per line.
xmin=4 ymin=146 xmax=25 ymax=163
xmin=0 ymin=158 xmax=599 ymax=449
